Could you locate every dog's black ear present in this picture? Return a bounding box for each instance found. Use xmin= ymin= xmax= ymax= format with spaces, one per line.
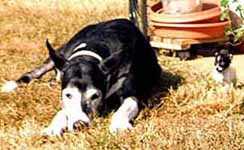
xmin=99 ymin=50 xmax=125 ymax=75
xmin=99 ymin=57 xmax=117 ymax=75
xmin=46 ymin=39 xmax=66 ymax=70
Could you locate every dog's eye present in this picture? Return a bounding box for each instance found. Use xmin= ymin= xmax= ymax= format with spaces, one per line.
xmin=90 ymin=93 xmax=99 ymax=100
xmin=65 ymin=93 xmax=72 ymax=99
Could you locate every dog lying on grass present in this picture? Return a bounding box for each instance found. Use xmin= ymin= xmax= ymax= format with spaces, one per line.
xmin=1 ymin=19 xmax=161 ymax=135
xmin=212 ymin=49 xmax=237 ymax=86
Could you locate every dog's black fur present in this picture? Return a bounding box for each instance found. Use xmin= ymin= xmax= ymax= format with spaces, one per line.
xmin=16 ymin=19 xmax=161 ymax=114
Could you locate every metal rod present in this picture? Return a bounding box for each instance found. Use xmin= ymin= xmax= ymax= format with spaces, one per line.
xmin=129 ymin=0 xmax=138 ymax=26
xmin=140 ymin=0 xmax=148 ymax=36
xmin=129 ymin=0 xmax=148 ymax=36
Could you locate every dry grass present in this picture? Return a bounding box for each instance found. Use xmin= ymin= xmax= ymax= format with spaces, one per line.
xmin=0 ymin=0 xmax=244 ymax=149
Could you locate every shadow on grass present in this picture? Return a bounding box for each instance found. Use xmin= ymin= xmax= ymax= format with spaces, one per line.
xmin=143 ymin=69 xmax=183 ymax=109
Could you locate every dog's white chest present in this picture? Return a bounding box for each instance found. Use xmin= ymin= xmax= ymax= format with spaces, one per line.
xmin=212 ymin=69 xmax=224 ymax=83
xmin=212 ymin=66 xmax=237 ymax=85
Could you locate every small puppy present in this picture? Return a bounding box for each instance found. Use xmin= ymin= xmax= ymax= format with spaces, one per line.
xmin=212 ymin=49 xmax=237 ymax=86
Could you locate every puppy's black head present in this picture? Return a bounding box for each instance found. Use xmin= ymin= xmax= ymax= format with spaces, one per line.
xmin=214 ymin=49 xmax=233 ymax=72
xmin=46 ymin=40 xmax=107 ymax=119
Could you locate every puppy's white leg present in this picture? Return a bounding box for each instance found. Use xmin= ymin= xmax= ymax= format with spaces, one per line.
xmin=212 ymin=69 xmax=224 ymax=83
xmin=42 ymin=110 xmax=67 ymax=136
xmin=109 ymin=97 xmax=139 ymax=133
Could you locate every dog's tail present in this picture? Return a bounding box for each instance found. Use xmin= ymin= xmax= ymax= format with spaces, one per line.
xmin=1 ymin=59 xmax=54 ymax=93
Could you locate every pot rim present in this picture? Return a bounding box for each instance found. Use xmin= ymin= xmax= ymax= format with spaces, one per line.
xmin=151 ymin=20 xmax=230 ymax=28
xmin=150 ymin=2 xmax=221 ymax=23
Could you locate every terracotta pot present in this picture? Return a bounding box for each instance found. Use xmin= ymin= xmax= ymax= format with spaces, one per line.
xmin=151 ymin=21 xmax=230 ymax=39
xmin=150 ymin=2 xmax=221 ymax=24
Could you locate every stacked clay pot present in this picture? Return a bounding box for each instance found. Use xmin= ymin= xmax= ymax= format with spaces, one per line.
xmin=150 ymin=0 xmax=229 ymax=39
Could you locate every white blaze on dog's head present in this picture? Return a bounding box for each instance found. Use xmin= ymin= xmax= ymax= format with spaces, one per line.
xmin=62 ymin=85 xmax=90 ymax=125
xmin=62 ymin=86 xmax=82 ymax=111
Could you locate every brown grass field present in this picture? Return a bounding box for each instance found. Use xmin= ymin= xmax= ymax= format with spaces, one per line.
xmin=0 ymin=0 xmax=244 ymax=149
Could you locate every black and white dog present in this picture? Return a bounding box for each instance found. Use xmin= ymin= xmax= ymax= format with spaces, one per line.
xmin=1 ymin=19 xmax=161 ymax=135
xmin=212 ymin=49 xmax=236 ymax=85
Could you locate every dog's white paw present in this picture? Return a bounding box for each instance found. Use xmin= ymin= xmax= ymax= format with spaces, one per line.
xmin=41 ymin=110 xmax=67 ymax=136
xmin=109 ymin=117 xmax=132 ymax=133
xmin=109 ymin=97 xmax=139 ymax=134
xmin=1 ymin=81 xmax=18 ymax=93
xmin=42 ymin=125 xmax=64 ymax=136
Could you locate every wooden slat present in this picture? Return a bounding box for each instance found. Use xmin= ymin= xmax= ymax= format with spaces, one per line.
xmin=150 ymin=35 xmax=228 ymax=50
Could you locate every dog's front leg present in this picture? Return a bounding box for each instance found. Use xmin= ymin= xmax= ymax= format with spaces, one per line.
xmin=42 ymin=110 xmax=67 ymax=136
xmin=109 ymin=96 xmax=139 ymax=133
xmin=212 ymin=69 xmax=224 ymax=83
